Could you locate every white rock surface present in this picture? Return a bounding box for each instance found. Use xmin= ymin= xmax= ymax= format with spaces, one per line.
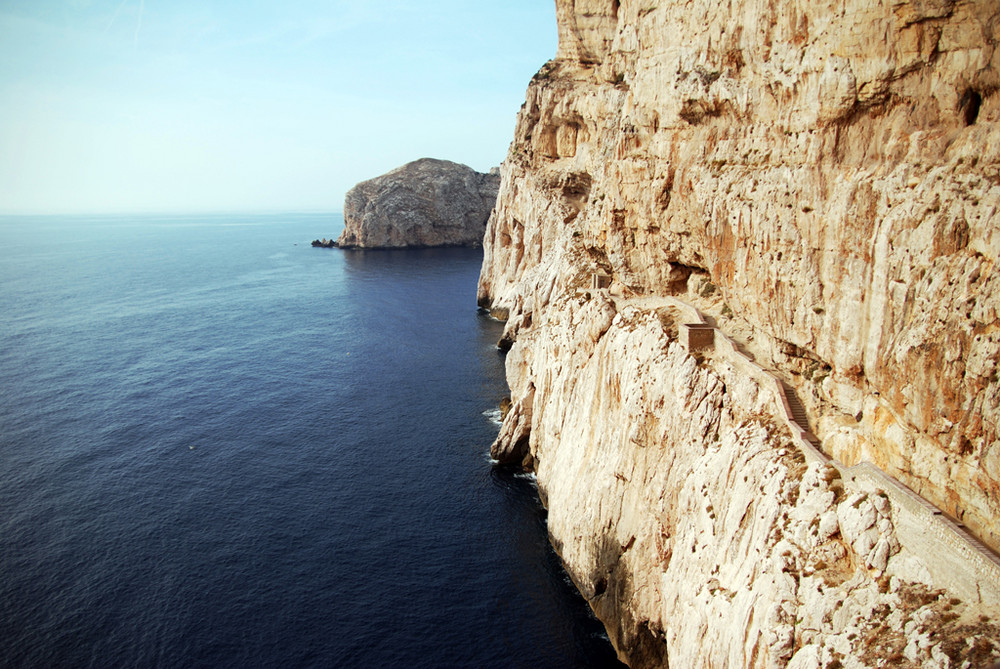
xmin=492 ymin=296 xmax=1000 ymax=666
xmin=480 ymin=0 xmax=1000 ymax=666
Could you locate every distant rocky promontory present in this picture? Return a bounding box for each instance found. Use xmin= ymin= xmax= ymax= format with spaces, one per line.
xmin=334 ymin=158 xmax=500 ymax=248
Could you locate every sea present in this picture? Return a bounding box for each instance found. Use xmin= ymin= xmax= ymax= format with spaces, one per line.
xmin=0 ymin=213 xmax=625 ymax=668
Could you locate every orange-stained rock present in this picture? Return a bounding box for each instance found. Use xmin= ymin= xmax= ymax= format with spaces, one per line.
xmin=481 ymin=0 xmax=1000 ymax=666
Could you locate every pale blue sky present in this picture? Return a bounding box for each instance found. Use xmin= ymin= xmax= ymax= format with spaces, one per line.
xmin=0 ymin=1 xmax=556 ymax=214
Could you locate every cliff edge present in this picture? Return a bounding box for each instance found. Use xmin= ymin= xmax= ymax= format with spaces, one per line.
xmin=337 ymin=158 xmax=499 ymax=248
xmin=481 ymin=1 xmax=1000 ymax=666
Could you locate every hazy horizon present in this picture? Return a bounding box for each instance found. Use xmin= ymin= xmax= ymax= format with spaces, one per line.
xmin=0 ymin=1 xmax=556 ymax=215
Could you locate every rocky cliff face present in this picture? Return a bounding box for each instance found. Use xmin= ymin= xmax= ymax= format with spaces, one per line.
xmin=480 ymin=1 xmax=1000 ymax=666
xmin=337 ymin=158 xmax=500 ymax=248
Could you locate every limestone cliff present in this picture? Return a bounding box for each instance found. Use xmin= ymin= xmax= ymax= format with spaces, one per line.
xmin=337 ymin=158 xmax=499 ymax=248
xmin=480 ymin=1 xmax=1000 ymax=666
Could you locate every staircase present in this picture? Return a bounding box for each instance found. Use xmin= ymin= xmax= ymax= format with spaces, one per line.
xmin=780 ymin=380 xmax=821 ymax=447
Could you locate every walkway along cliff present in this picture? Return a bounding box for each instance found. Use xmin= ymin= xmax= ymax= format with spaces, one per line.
xmin=479 ymin=1 xmax=1000 ymax=667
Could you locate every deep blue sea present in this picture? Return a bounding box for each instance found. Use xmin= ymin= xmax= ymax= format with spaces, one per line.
xmin=0 ymin=213 xmax=623 ymax=669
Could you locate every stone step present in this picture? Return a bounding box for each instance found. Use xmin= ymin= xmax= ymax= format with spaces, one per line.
xmin=780 ymin=380 xmax=816 ymax=439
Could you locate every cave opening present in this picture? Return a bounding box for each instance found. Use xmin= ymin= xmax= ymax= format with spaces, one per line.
xmin=960 ymin=88 xmax=982 ymax=126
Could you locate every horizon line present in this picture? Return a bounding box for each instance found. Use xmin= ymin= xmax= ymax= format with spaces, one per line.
xmin=0 ymin=209 xmax=345 ymax=218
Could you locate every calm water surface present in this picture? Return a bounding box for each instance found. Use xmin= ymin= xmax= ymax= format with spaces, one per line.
xmin=0 ymin=214 xmax=623 ymax=668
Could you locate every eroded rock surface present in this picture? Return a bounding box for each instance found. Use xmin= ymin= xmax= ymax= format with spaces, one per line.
xmin=481 ymin=0 xmax=1000 ymax=666
xmin=498 ymin=298 xmax=1000 ymax=667
xmin=337 ymin=158 xmax=500 ymax=248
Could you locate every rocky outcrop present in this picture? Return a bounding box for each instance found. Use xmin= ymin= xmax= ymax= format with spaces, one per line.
xmin=311 ymin=238 xmax=337 ymax=248
xmin=480 ymin=1 xmax=1000 ymax=666
xmin=336 ymin=158 xmax=500 ymax=248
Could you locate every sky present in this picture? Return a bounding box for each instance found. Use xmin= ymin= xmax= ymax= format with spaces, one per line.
xmin=0 ymin=1 xmax=557 ymax=214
